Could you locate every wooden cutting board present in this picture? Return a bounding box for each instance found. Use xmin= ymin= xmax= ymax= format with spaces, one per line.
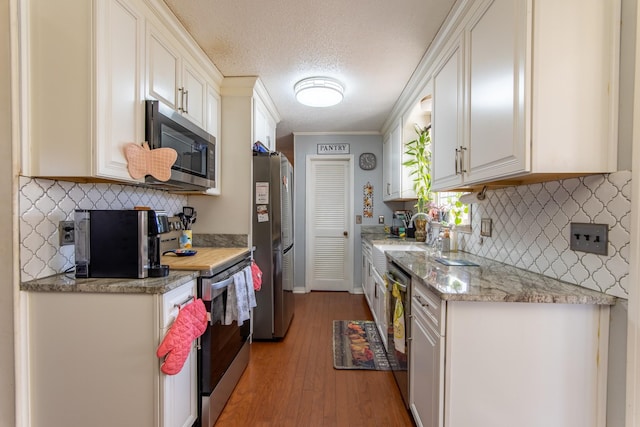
xmin=161 ymin=247 xmax=250 ymax=271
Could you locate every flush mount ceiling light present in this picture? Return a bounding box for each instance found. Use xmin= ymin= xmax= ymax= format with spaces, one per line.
xmin=294 ymin=77 xmax=344 ymax=107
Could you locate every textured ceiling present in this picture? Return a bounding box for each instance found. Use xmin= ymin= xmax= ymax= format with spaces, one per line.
xmin=163 ymin=0 xmax=456 ymax=143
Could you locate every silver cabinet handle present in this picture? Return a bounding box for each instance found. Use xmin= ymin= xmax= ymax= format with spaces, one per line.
xmin=454 ymin=148 xmax=460 ymax=175
xmin=386 ymin=182 xmax=391 ymax=195
xmin=178 ymin=87 xmax=185 ymax=112
xmin=414 ymin=295 xmax=430 ymax=310
xmin=459 ymin=146 xmax=467 ymax=173
xmin=184 ymin=89 xmax=189 ymax=114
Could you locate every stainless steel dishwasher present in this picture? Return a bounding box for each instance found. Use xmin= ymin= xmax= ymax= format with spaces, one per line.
xmin=385 ymin=261 xmax=411 ymax=409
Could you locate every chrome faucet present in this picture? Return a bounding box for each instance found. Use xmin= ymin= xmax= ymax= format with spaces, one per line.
xmin=409 ymin=212 xmax=437 ymax=245
xmin=408 ymin=212 xmax=430 ymax=228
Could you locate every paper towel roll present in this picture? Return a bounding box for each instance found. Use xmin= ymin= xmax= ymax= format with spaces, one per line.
xmin=459 ymin=192 xmax=485 ymax=205
xmin=458 ymin=192 xmax=476 ymax=205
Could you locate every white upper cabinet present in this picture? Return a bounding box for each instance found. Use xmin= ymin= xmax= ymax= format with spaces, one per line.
xmin=432 ymin=0 xmax=620 ymax=191
xmin=22 ymin=0 xmax=146 ymax=183
xmin=204 ymin=85 xmax=221 ymax=195
xmin=431 ymin=37 xmax=464 ymax=190
xmin=147 ymin=28 xmax=180 ymax=111
xmin=382 ymin=133 xmax=393 ymax=200
xmin=253 ymin=95 xmax=277 ymax=151
xmin=146 ymin=21 xmax=208 ymax=130
xmin=464 ymin=0 xmax=527 ymax=183
xmin=384 ymin=79 xmax=435 ymax=202
xmin=20 ymin=0 xmax=223 ymax=188
xmin=383 ymin=121 xmax=403 ymax=200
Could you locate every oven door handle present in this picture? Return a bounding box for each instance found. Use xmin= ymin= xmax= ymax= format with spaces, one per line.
xmin=201 ymin=276 xmax=234 ymax=301
xmin=385 ymin=272 xmax=407 ymax=292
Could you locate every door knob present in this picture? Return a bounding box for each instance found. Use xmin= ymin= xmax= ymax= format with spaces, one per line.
xmin=343 ymin=231 xmax=348 ymax=237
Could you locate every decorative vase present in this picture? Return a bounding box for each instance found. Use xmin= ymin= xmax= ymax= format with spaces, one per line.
xmin=414 ymin=218 xmax=428 ymax=242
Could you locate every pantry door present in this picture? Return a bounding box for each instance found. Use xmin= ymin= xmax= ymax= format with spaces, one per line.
xmin=305 ymin=155 xmax=354 ymax=292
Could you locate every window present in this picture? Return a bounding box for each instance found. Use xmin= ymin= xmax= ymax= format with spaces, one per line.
xmin=431 ymin=192 xmax=472 ymax=232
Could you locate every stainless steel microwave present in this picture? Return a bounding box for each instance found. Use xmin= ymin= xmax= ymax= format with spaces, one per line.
xmin=145 ymin=100 xmax=216 ymax=191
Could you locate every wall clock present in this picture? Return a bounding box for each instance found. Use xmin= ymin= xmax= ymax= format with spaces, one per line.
xmin=359 ymin=152 xmax=377 ymax=170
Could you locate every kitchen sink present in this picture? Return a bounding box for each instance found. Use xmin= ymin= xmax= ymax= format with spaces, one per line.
xmin=371 ymin=243 xmax=427 ymax=276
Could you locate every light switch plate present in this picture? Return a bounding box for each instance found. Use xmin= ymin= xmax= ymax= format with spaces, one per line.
xmin=570 ymin=223 xmax=608 ymax=255
xmin=480 ymin=218 xmax=492 ymax=237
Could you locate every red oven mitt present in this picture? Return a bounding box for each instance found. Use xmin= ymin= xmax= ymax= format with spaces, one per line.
xmin=251 ymin=261 xmax=263 ymax=291
xmin=156 ymin=298 xmax=208 ymax=375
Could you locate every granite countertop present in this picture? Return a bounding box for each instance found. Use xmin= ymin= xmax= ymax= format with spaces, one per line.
xmin=21 ymin=246 xmax=250 ymax=294
xmin=20 ymin=270 xmax=199 ymax=294
xmin=386 ymin=250 xmax=617 ymax=305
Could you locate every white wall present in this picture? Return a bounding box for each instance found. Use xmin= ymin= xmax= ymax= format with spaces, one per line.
xmin=188 ymin=84 xmax=254 ymax=237
xmin=1 ymin=0 xmax=15 ymax=424
xmin=293 ymin=133 xmax=392 ymax=293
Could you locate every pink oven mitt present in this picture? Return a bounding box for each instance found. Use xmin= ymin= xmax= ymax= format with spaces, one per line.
xmin=156 ymin=298 xmax=208 ymax=375
xmin=251 ymin=260 xmax=263 ymax=291
xmin=124 ymin=142 xmax=178 ymax=181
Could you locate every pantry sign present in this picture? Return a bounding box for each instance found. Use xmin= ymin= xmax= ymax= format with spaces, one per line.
xmin=317 ymin=143 xmax=350 ymax=155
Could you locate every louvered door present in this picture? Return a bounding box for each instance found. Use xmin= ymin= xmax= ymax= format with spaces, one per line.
xmin=306 ymin=157 xmax=353 ymax=291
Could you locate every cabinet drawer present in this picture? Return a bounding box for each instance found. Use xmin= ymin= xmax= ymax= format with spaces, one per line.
xmin=412 ymin=282 xmax=444 ymax=335
xmin=161 ymin=280 xmax=197 ymax=329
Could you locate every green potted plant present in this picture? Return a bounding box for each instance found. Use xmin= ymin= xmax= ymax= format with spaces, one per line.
xmin=403 ymin=124 xmax=432 ymax=241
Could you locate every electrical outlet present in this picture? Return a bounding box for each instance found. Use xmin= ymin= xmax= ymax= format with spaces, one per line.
xmin=59 ymin=221 xmax=75 ymax=246
xmin=570 ymin=223 xmax=608 ymax=255
xmin=378 ymin=215 xmax=385 ymax=224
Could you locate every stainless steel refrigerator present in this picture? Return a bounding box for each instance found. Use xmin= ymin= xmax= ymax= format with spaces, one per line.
xmin=252 ymin=152 xmax=294 ymax=339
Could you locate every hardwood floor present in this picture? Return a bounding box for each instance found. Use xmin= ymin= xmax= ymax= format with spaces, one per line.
xmin=214 ymin=292 xmax=415 ymax=426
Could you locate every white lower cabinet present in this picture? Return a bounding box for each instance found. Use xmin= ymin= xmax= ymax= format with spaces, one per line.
xmin=160 ymin=282 xmax=199 ymax=427
xmin=373 ymin=269 xmax=389 ymax=350
xmin=410 ymin=284 xmax=444 ymax=427
xmin=25 ymin=279 xmax=198 ymax=427
xmin=362 ymin=242 xmax=375 ymax=309
xmin=410 ymin=281 xmax=610 ymax=427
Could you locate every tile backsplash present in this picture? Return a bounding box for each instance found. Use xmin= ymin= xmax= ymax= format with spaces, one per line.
xmin=459 ymin=171 xmax=631 ymax=299
xmin=19 ymin=172 xmax=633 ymax=300
xmin=19 ymin=177 xmax=187 ymax=281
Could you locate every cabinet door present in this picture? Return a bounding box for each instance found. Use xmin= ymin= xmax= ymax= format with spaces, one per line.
xmin=389 ymin=122 xmax=402 ymax=199
xmin=148 ymin=27 xmax=180 ymax=110
xmin=374 ymin=278 xmax=389 ymax=351
xmin=254 ymin=102 xmax=267 ymax=147
xmin=206 ymin=85 xmax=220 ymax=139
xmin=382 ymin=133 xmax=393 ymax=200
xmin=465 ymin=0 xmax=527 ymax=182
xmin=410 ymin=308 xmax=442 ymax=427
xmin=160 ymin=281 xmax=198 ymax=427
xmin=431 ymin=38 xmax=464 ymax=191
xmin=205 ymin=85 xmax=221 ymax=194
xmin=94 ymin=0 xmax=145 ymax=181
xmin=182 ymin=59 xmax=206 ymax=128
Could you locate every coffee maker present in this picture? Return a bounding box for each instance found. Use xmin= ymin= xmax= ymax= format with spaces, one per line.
xmin=148 ymin=210 xmax=170 ymax=277
xmin=74 ymin=209 xmax=170 ymax=278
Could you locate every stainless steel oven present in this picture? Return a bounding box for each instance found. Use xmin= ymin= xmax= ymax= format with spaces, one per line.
xmin=197 ymin=253 xmax=252 ymax=427
xmin=385 ymin=261 xmax=411 ymax=409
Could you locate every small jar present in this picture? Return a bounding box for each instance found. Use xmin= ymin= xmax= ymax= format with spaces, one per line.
xmin=180 ymin=230 xmax=192 ymax=248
